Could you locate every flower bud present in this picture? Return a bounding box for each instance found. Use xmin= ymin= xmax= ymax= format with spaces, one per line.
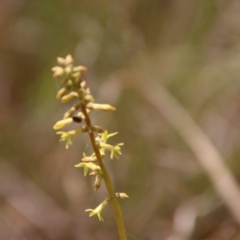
xmin=82 ymin=155 xmax=97 ymax=162
xmin=115 ymin=193 xmax=129 ymax=199
xmin=65 ymin=66 xmax=72 ymax=75
xmin=80 ymin=81 xmax=86 ymax=88
xmin=86 ymin=103 xmax=116 ymax=111
xmin=61 ymin=92 xmax=78 ymax=103
xmin=73 ymin=66 xmax=87 ymax=72
xmin=84 ymin=94 xmax=94 ymax=103
xmin=52 ymin=66 xmax=64 ymax=77
xmin=75 ymin=111 xmax=86 ymax=120
xmin=94 ymin=175 xmax=102 ymax=191
xmin=65 ymin=54 xmax=74 ymax=65
xmin=63 ymin=104 xmax=80 ymax=119
xmin=53 ymin=118 xmax=73 ymax=130
xmin=56 ymin=87 xmax=68 ymax=99
xmin=57 ymin=57 xmax=66 ymax=66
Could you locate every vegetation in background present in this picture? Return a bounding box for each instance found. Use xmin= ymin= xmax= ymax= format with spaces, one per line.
xmin=1 ymin=1 xmax=240 ymax=239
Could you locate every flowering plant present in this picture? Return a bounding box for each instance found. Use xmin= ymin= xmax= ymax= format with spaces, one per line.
xmin=52 ymin=55 xmax=128 ymax=239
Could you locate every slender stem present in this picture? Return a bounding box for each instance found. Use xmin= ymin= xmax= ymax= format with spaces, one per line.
xmin=80 ymin=104 xmax=127 ymax=240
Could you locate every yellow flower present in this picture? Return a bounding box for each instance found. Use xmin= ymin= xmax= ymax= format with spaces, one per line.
xmin=100 ymin=142 xmax=124 ymax=160
xmin=110 ymin=143 xmax=124 ymax=159
xmin=74 ymin=162 xmax=101 ymax=176
xmin=81 ymin=152 xmax=97 ymax=162
xmin=56 ymin=127 xmax=86 ymax=148
xmin=85 ymin=198 xmax=110 ymax=221
xmin=98 ymin=131 xmax=118 ymax=143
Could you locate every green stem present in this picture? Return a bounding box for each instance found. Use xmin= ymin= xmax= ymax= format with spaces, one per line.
xmin=80 ymin=104 xmax=127 ymax=240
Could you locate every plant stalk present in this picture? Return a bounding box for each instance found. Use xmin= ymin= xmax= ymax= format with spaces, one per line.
xmin=80 ymin=104 xmax=127 ymax=240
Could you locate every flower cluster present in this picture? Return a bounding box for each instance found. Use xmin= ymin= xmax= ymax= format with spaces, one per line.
xmin=74 ymin=130 xmax=124 ymax=191
xmin=52 ymin=55 xmax=128 ymax=222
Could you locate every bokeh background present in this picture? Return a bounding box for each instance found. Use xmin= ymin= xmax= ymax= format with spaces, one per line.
xmin=1 ymin=1 xmax=240 ymax=239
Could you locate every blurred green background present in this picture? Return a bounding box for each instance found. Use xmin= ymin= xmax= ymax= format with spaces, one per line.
xmin=1 ymin=1 xmax=240 ymax=239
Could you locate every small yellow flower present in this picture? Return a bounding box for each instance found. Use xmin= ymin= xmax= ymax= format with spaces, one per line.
xmin=81 ymin=152 xmax=97 ymax=162
xmin=100 ymin=142 xmax=124 ymax=160
xmin=56 ymin=127 xmax=86 ymax=148
xmin=110 ymin=143 xmax=124 ymax=159
xmin=74 ymin=162 xmax=101 ymax=176
xmin=85 ymin=198 xmax=110 ymax=221
xmin=99 ymin=131 xmax=118 ymax=143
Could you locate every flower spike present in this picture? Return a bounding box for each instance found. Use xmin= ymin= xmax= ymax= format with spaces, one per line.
xmin=52 ymin=55 xmax=128 ymax=237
